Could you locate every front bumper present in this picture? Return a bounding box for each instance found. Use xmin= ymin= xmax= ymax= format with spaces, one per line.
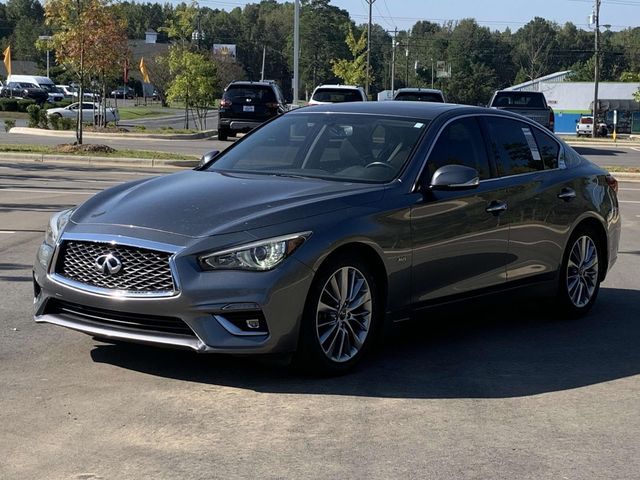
xmin=33 ymin=233 xmax=315 ymax=354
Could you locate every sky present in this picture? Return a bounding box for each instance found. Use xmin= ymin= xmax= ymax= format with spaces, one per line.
xmin=199 ymin=0 xmax=640 ymax=31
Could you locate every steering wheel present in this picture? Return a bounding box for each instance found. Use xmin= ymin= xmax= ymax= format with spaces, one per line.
xmin=364 ymin=161 xmax=395 ymax=171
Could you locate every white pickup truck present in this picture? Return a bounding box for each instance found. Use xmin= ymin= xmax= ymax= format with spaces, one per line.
xmin=576 ymin=116 xmax=608 ymax=137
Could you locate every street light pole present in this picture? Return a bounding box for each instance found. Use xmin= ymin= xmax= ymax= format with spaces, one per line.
xmin=293 ymin=0 xmax=300 ymax=104
xmin=38 ymin=35 xmax=53 ymax=78
xmin=390 ymin=28 xmax=397 ymax=95
xmin=592 ymin=0 xmax=601 ymax=138
xmin=365 ymin=0 xmax=375 ymax=98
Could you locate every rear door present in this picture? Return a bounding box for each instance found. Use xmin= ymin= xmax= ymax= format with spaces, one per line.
xmin=482 ymin=115 xmax=571 ymax=283
xmin=411 ymin=116 xmax=511 ymax=304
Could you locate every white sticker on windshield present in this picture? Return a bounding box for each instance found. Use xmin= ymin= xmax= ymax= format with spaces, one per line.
xmin=522 ymin=127 xmax=542 ymax=161
xmin=414 ymin=122 xmax=424 ymax=128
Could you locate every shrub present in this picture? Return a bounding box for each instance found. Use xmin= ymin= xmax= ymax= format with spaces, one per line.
xmin=26 ymin=104 xmax=41 ymax=128
xmin=49 ymin=114 xmax=60 ymax=130
xmin=43 ymin=100 xmax=73 ymax=110
xmin=60 ymin=117 xmax=75 ymax=130
xmin=17 ymin=99 xmax=37 ymax=112
xmin=0 ymin=98 xmax=18 ymax=111
xmin=4 ymin=119 xmax=15 ymax=132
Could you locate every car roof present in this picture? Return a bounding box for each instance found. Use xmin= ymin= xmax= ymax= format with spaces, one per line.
xmin=228 ymin=81 xmax=276 ymax=88
xmin=395 ymin=88 xmax=443 ymax=94
xmin=314 ymin=84 xmax=363 ymax=90
xmin=291 ymin=101 xmax=471 ymax=119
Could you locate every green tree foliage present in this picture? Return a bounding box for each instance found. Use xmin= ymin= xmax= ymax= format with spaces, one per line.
xmin=166 ymin=47 xmax=219 ymax=130
xmin=331 ymin=26 xmax=368 ymax=86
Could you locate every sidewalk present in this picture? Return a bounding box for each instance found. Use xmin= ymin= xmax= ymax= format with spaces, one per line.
xmin=9 ymin=126 xmax=216 ymax=140
xmin=0 ymin=152 xmax=198 ymax=169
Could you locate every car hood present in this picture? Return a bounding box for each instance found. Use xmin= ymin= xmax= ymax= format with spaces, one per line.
xmin=70 ymin=170 xmax=385 ymax=238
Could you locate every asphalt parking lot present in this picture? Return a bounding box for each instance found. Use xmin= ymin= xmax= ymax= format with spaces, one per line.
xmin=1 ymin=160 xmax=639 ymax=479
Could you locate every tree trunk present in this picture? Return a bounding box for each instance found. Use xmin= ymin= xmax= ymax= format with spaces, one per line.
xmin=77 ymin=47 xmax=84 ymax=144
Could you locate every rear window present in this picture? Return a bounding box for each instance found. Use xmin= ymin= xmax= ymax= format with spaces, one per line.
xmin=312 ymin=88 xmax=363 ymax=103
xmin=579 ymin=117 xmax=594 ymax=124
xmin=224 ymin=85 xmax=276 ymax=103
xmin=492 ymin=92 xmax=546 ymax=109
xmin=395 ymin=92 xmax=444 ymax=103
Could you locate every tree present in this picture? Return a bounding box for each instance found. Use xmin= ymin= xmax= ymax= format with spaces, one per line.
xmin=331 ymin=26 xmax=368 ymax=86
xmin=513 ymin=17 xmax=558 ymax=82
xmin=634 ymin=88 xmax=640 ymax=103
xmin=46 ymin=0 xmax=127 ymax=141
xmin=166 ymin=47 xmax=219 ymax=130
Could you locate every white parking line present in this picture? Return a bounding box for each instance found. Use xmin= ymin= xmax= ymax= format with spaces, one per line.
xmin=0 ymin=230 xmax=16 ymax=234
xmin=619 ymin=188 xmax=640 ymax=191
xmin=0 ymin=188 xmax=96 ymax=195
xmin=631 ymin=147 xmax=640 ymax=152
xmin=619 ymin=200 xmax=640 ymax=204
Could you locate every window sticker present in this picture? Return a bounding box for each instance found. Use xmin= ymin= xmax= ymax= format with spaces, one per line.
xmin=522 ymin=127 xmax=542 ymax=161
xmin=414 ymin=122 xmax=424 ymax=128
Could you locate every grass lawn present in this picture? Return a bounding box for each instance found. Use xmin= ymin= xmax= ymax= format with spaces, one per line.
xmin=117 ymin=107 xmax=179 ymax=120
xmin=1 ymin=112 xmax=28 ymax=120
xmin=0 ymin=143 xmax=198 ymax=161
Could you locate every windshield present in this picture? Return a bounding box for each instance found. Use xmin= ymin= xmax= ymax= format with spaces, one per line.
xmin=224 ymin=85 xmax=276 ymax=103
xmin=39 ymin=83 xmax=57 ymax=93
xmin=312 ymin=88 xmax=363 ymax=103
xmin=207 ymin=113 xmax=429 ymax=183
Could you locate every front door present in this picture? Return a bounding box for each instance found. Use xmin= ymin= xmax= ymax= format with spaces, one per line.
xmin=411 ymin=116 xmax=511 ymax=304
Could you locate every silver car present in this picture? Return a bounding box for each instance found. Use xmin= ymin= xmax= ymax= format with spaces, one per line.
xmin=34 ymin=102 xmax=621 ymax=373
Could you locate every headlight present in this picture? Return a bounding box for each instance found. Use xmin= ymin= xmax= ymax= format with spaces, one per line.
xmin=199 ymin=232 xmax=311 ymax=271
xmin=45 ymin=208 xmax=74 ymax=246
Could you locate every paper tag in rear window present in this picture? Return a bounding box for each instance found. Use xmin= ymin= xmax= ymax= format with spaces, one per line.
xmin=522 ymin=127 xmax=542 ymax=161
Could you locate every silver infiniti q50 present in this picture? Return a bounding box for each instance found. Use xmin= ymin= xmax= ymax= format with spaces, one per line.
xmin=34 ymin=102 xmax=620 ymax=373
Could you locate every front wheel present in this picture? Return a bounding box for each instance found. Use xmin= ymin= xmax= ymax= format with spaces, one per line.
xmin=556 ymin=228 xmax=603 ymax=317
xmin=295 ymin=255 xmax=380 ymax=374
xmin=217 ymin=127 xmax=229 ymax=141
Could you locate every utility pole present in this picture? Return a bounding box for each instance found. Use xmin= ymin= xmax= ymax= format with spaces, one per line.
xmin=431 ymin=57 xmax=434 ymax=89
xmin=405 ymin=31 xmax=410 ymax=87
xmin=293 ymin=0 xmax=300 ymax=104
xmin=390 ymin=28 xmax=397 ymax=95
xmin=260 ymin=45 xmax=266 ymax=81
xmin=365 ymin=0 xmax=375 ymax=98
xmin=592 ymin=0 xmax=601 ymax=138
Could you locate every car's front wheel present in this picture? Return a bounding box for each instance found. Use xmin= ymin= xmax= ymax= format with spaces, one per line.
xmin=217 ymin=127 xmax=229 ymax=141
xmin=295 ymin=255 xmax=380 ymax=374
xmin=557 ymin=227 xmax=603 ymax=317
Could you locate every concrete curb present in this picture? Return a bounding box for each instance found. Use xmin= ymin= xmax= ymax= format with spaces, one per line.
xmin=0 ymin=152 xmax=198 ymax=169
xmin=9 ymin=127 xmax=216 ymax=140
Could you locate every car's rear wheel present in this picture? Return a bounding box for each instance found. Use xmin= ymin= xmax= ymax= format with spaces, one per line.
xmin=295 ymin=255 xmax=380 ymax=374
xmin=557 ymin=227 xmax=603 ymax=317
xmin=217 ymin=127 xmax=229 ymax=141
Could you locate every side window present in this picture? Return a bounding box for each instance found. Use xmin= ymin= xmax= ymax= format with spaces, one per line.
xmin=532 ymin=128 xmax=560 ymax=169
xmin=485 ymin=117 xmax=544 ymax=176
xmin=427 ymin=117 xmax=491 ymax=180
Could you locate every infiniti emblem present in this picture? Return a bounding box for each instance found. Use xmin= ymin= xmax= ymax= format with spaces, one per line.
xmin=94 ymin=253 xmax=123 ymax=276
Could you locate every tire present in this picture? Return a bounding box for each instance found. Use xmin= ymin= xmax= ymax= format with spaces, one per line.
xmin=556 ymin=227 xmax=603 ymax=317
xmin=217 ymin=127 xmax=229 ymax=141
xmin=294 ymin=254 xmax=381 ymax=375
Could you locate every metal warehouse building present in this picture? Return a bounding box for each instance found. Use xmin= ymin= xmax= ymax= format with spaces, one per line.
xmin=506 ymin=71 xmax=640 ymax=135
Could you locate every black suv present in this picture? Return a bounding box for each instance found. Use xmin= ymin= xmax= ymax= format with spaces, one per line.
xmin=1 ymin=82 xmax=48 ymax=104
xmin=218 ymin=81 xmax=286 ymax=141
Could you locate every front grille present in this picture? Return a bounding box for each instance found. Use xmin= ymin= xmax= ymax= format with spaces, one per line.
xmin=55 ymin=241 xmax=175 ymax=294
xmin=46 ymin=299 xmax=195 ymax=337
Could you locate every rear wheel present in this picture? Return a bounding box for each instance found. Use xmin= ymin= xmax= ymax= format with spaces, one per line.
xmin=556 ymin=227 xmax=603 ymax=317
xmin=295 ymin=255 xmax=380 ymax=374
xmin=217 ymin=127 xmax=229 ymax=141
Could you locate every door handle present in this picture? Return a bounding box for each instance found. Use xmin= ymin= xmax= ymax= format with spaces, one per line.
xmin=486 ymin=200 xmax=508 ymax=215
xmin=558 ymin=188 xmax=576 ymax=201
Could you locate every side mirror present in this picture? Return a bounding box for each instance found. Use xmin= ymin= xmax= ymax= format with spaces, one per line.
xmin=197 ymin=150 xmax=220 ymax=169
xmin=429 ymin=165 xmax=480 ymax=191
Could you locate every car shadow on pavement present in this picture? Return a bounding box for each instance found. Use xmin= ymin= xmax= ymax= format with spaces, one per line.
xmin=571 ymin=147 xmax=628 ymax=157
xmin=90 ymin=287 xmax=640 ymax=399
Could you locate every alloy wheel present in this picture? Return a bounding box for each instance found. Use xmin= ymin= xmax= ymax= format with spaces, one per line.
xmin=315 ymin=266 xmax=372 ymax=363
xmin=566 ymin=235 xmax=599 ymax=308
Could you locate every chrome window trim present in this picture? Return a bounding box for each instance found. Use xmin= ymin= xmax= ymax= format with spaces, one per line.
xmin=48 ymin=233 xmax=182 ymax=299
xmin=411 ymin=112 xmax=566 ymax=193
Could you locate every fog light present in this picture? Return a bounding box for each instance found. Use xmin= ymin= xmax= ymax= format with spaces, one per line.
xmin=37 ymin=243 xmax=54 ymax=269
xmin=246 ymin=319 xmax=261 ymax=329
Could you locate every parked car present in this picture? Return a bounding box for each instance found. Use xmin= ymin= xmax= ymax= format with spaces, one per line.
xmin=7 ymin=75 xmax=64 ymax=102
xmin=33 ymin=102 xmax=620 ymax=374
xmin=308 ymin=84 xmax=367 ymax=105
xmin=489 ymin=90 xmax=555 ymax=132
xmin=47 ymin=102 xmax=119 ymax=123
xmin=0 ymin=82 xmax=48 ymax=104
xmin=110 ymin=86 xmax=135 ymax=99
xmin=217 ymin=80 xmax=287 ymax=141
xmin=393 ymin=88 xmax=446 ymax=103
xmin=576 ymin=115 xmax=608 ymax=137
xmin=56 ymin=85 xmax=99 ymax=100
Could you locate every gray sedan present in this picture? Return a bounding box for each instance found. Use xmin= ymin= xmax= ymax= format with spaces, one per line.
xmin=33 ymin=102 xmax=620 ymax=374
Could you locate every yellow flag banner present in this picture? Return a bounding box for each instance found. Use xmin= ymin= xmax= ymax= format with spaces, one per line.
xmin=3 ymin=45 xmax=11 ymax=78
xmin=139 ymin=57 xmax=150 ymax=84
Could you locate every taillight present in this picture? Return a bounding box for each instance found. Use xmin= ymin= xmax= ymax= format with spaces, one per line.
xmin=549 ymin=109 xmax=555 ymax=131
xmin=265 ymin=102 xmax=278 ymax=109
xmin=605 ymin=174 xmax=618 ymax=194
xmin=220 ymin=98 xmax=231 ymax=108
